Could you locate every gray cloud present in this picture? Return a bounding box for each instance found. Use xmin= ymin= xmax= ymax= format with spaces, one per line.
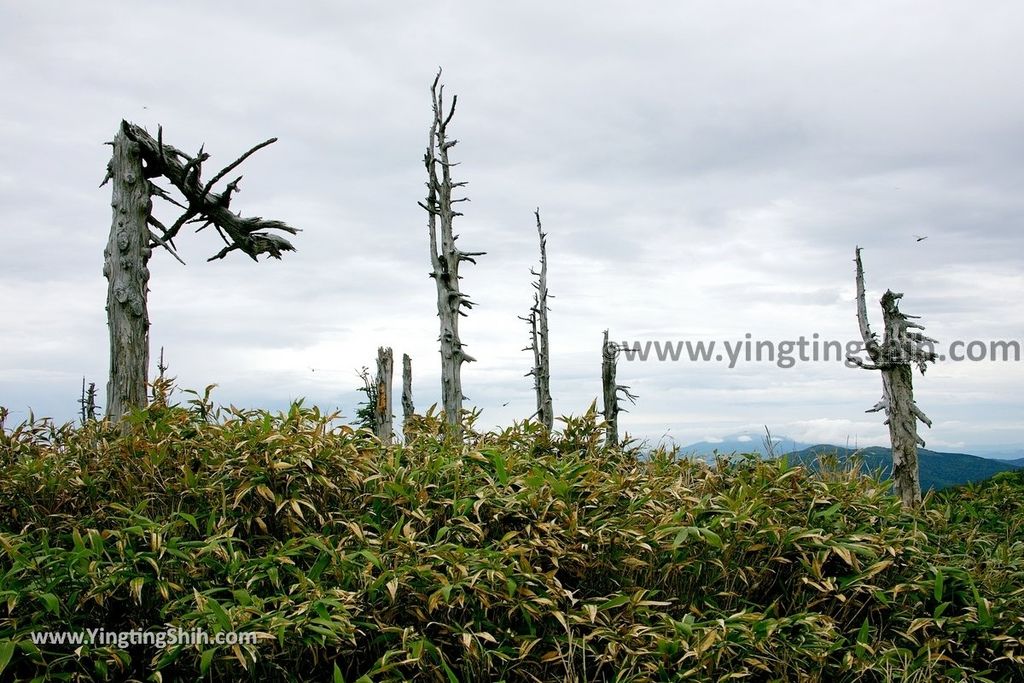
xmin=1 ymin=1 xmax=1022 ymax=450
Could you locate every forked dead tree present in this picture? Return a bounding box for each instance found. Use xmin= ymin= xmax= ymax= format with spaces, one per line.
xmin=418 ymin=72 xmax=484 ymax=426
xmin=402 ymin=353 xmax=414 ymax=424
xmin=521 ymin=208 xmax=553 ymax=430
xmin=601 ymin=330 xmax=637 ymax=448
xmin=848 ymin=247 xmax=937 ymax=507
xmin=373 ymin=347 xmax=394 ymax=442
xmin=101 ymin=120 xmax=299 ymax=420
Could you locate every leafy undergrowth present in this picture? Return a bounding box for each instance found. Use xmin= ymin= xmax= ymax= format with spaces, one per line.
xmin=1 ymin=395 xmax=1022 ymax=682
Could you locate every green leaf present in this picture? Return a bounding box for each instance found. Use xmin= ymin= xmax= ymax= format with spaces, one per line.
xmin=701 ymin=528 xmax=723 ymax=548
xmin=856 ymin=618 xmax=870 ymax=644
xmin=176 ymin=511 xmax=200 ymax=533
xmin=933 ymin=568 xmax=944 ymax=602
xmin=37 ymin=593 xmax=59 ymax=615
xmin=439 ymin=657 xmax=460 ymax=683
xmin=200 ymin=648 xmax=217 ymax=675
xmin=597 ymin=594 xmax=630 ymax=611
xmin=333 ymin=662 xmax=345 ymax=683
xmin=207 ymin=599 xmax=232 ymax=631
xmin=0 ymin=640 xmax=16 ymax=676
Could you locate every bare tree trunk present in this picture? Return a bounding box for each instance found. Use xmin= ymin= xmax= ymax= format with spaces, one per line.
xmin=530 ymin=209 xmax=554 ymax=430
xmin=602 ymin=330 xmax=619 ymax=447
xmin=848 ymin=247 xmax=936 ymax=508
xmin=79 ymin=378 xmax=98 ymax=424
xmin=419 ymin=72 xmax=484 ymax=427
xmin=374 ymin=346 xmax=394 ymax=442
xmin=601 ymin=330 xmax=637 ymax=448
xmin=103 ymin=128 xmax=151 ymax=420
xmin=401 ymin=353 xmax=414 ymax=424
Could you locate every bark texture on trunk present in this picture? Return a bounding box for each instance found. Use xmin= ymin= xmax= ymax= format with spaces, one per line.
xmin=849 ymin=247 xmax=936 ymax=508
xmin=401 ymin=353 xmax=414 ymax=424
xmin=419 ymin=72 xmax=483 ymax=427
xmin=374 ymin=346 xmax=394 ymax=442
xmin=522 ymin=209 xmax=553 ymax=430
xmin=103 ymin=129 xmax=151 ymax=419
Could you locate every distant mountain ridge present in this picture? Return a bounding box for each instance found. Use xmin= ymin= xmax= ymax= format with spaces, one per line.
xmin=678 ymin=436 xmax=1024 ymax=491
xmin=680 ymin=434 xmax=814 ymax=458
xmin=783 ymin=444 xmax=1023 ymax=492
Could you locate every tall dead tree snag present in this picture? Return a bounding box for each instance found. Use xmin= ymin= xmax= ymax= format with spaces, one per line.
xmin=601 ymin=330 xmax=637 ymax=448
xmin=103 ymin=128 xmax=151 ymax=419
xmin=373 ymin=347 xmax=394 ymax=442
xmin=521 ymin=209 xmax=554 ymax=430
xmin=402 ymin=353 xmax=415 ymax=424
xmin=419 ymin=72 xmax=484 ymax=426
xmin=100 ymin=120 xmax=299 ymax=420
xmin=848 ymin=247 xmax=936 ymax=507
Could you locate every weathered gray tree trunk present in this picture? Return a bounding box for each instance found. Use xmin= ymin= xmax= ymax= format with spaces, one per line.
xmin=848 ymin=247 xmax=936 ymax=508
xmin=601 ymin=330 xmax=637 ymax=448
xmin=79 ymin=378 xmax=98 ymax=424
xmin=373 ymin=347 xmax=394 ymax=442
xmin=419 ymin=72 xmax=484 ymax=427
xmin=103 ymin=129 xmax=151 ymax=419
xmin=401 ymin=353 xmax=414 ymax=424
xmin=522 ymin=209 xmax=554 ymax=430
xmin=99 ymin=120 xmax=299 ymax=421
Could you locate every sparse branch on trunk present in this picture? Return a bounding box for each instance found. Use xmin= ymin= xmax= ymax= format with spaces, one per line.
xmin=602 ymin=330 xmax=637 ymax=448
xmin=847 ymin=247 xmax=936 ymax=507
xmin=421 ymin=71 xmax=483 ymax=427
xmin=521 ymin=208 xmax=553 ymax=429
xmin=374 ymin=347 xmax=394 ymax=442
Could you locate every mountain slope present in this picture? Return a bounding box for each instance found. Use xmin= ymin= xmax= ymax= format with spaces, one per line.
xmin=785 ymin=444 xmax=1023 ymax=491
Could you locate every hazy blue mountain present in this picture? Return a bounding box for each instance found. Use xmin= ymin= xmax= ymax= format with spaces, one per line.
xmin=784 ymin=445 xmax=1024 ymax=491
xmin=680 ymin=434 xmax=813 ymax=459
xmin=962 ymin=445 xmax=1024 ymax=461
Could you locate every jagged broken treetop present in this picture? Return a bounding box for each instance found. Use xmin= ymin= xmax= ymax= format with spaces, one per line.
xmin=101 ymin=120 xmax=300 ymax=263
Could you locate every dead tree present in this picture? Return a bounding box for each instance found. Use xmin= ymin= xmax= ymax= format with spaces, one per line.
xmin=100 ymin=120 xmax=299 ymax=420
xmin=373 ymin=347 xmax=394 ymax=442
xmin=848 ymin=247 xmax=936 ymax=507
xmin=601 ymin=330 xmax=637 ymax=448
xmin=418 ymin=72 xmax=484 ymax=427
xmin=79 ymin=378 xmax=98 ymax=423
xmin=401 ymin=353 xmax=414 ymax=423
xmin=520 ymin=209 xmax=554 ymax=429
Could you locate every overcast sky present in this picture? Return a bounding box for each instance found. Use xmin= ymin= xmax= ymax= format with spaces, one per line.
xmin=2 ymin=1 xmax=1022 ymax=453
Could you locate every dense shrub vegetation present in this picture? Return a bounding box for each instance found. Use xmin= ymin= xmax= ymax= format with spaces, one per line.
xmin=1 ymin=394 xmax=1023 ymax=681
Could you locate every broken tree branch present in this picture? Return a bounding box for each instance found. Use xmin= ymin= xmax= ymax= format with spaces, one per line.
xmin=121 ymin=121 xmax=298 ymax=262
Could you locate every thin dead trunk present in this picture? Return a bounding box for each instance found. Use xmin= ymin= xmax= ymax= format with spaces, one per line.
xmin=848 ymin=247 xmax=936 ymax=507
xmin=419 ymin=72 xmax=483 ymax=427
xmin=601 ymin=330 xmax=637 ymax=448
xmin=402 ymin=353 xmax=414 ymax=424
xmin=531 ymin=209 xmax=553 ymax=429
xmin=374 ymin=347 xmax=394 ymax=442
xmin=79 ymin=378 xmax=98 ymax=424
xmin=103 ymin=128 xmax=151 ymax=419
